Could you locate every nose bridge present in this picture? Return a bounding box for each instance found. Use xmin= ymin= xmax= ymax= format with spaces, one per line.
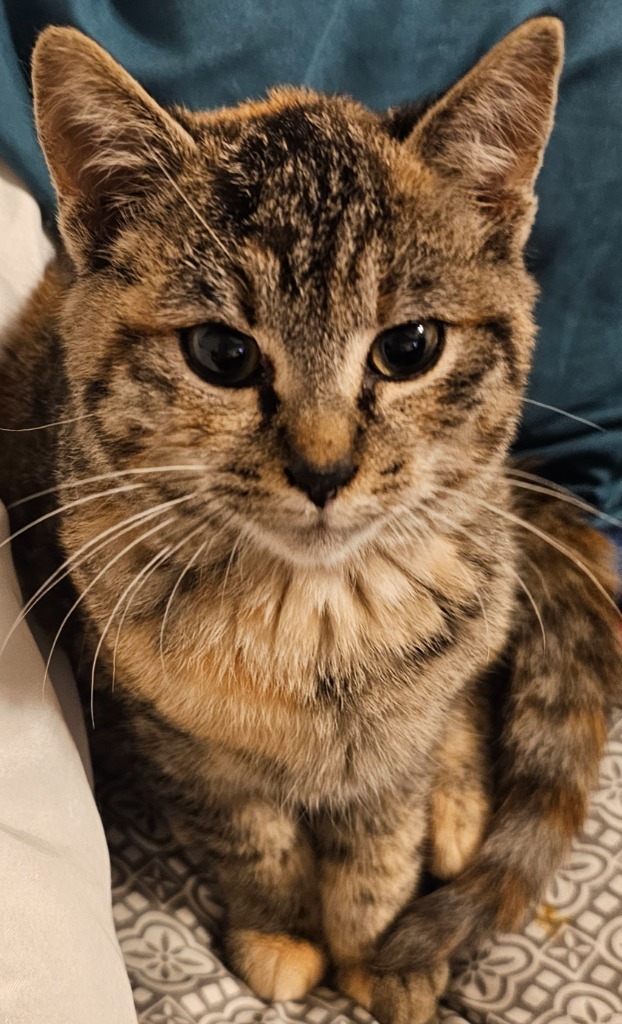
xmin=287 ymin=399 xmax=355 ymax=468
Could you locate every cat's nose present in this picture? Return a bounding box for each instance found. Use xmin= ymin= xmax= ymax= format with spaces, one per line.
xmin=284 ymin=454 xmax=357 ymax=509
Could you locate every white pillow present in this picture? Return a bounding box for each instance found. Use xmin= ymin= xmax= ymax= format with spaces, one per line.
xmin=0 ymin=161 xmax=137 ymax=1024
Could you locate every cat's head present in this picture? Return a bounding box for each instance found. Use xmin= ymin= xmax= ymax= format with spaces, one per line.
xmin=32 ymin=19 xmax=562 ymax=568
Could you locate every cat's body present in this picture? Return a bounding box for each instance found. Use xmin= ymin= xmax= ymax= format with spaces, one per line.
xmin=1 ymin=18 xmax=620 ymax=1024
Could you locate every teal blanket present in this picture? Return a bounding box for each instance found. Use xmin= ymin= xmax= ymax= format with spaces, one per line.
xmin=1 ymin=0 xmax=620 ymax=516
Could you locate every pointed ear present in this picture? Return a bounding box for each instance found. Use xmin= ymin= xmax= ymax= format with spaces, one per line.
xmin=32 ymin=26 xmax=196 ymax=268
xmin=406 ymin=18 xmax=563 ymax=225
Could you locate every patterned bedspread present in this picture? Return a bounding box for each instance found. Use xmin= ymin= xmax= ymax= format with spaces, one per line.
xmin=98 ymin=714 xmax=622 ymax=1024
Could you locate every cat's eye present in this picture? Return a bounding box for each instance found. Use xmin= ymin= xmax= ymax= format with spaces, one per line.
xmin=181 ymin=322 xmax=261 ymax=387
xmin=369 ymin=320 xmax=444 ymax=380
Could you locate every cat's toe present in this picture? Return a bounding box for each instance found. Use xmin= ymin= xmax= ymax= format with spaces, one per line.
xmin=338 ymin=964 xmax=374 ymax=1010
xmin=339 ymin=961 xmax=449 ymax=1024
xmin=228 ymin=929 xmax=326 ymax=1001
xmin=430 ymin=785 xmax=488 ymax=879
xmin=370 ymin=962 xmax=450 ymax=1024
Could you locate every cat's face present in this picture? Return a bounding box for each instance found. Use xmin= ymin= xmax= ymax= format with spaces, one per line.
xmin=34 ymin=21 xmax=562 ymax=568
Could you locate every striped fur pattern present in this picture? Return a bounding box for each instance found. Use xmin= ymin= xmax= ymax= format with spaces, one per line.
xmin=1 ymin=18 xmax=620 ymax=1024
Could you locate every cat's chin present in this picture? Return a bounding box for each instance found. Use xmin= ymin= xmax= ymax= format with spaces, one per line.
xmin=246 ymin=517 xmax=381 ymax=569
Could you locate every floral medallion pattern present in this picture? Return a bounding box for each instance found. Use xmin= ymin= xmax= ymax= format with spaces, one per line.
xmin=96 ymin=714 xmax=622 ymax=1023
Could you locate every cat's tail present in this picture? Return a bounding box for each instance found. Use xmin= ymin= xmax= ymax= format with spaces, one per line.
xmin=371 ymin=487 xmax=622 ymax=975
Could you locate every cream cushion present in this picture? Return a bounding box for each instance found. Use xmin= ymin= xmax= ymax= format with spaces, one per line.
xmin=0 ymin=161 xmax=137 ymax=1024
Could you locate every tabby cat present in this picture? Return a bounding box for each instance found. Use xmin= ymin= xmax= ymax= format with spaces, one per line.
xmin=1 ymin=17 xmax=620 ymax=1024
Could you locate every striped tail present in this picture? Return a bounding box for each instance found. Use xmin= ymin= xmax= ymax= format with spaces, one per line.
xmin=372 ymin=489 xmax=622 ymax=974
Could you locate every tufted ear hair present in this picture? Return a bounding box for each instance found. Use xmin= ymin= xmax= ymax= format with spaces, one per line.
xmin=404 ymin=18 xmax=564 ymax=230
xmin=32 ymin=26 xmax=196 ymax=268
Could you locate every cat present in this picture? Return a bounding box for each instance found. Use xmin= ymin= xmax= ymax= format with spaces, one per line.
xmin=0 ymin=16 xmax=620 ymax=1024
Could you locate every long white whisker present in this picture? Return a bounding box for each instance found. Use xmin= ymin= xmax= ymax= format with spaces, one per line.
xmin=113 ymin=514 xmax=232 ymax=689
xmin=522 ymin=554 xmax=551 ymax=602
xmin=157 ymin=512 xmax=239 ymax=679
xmin=522 ymin=398 xmax=605 ymax=433
xmin=511 ymin=567 xmax=547 ymax=651
xmin=506 ymin=472 xmax=622 ymax=530
xmin=91 ymin=538 xmax=177 ymax=714
xmin=158 ymin=534 xmax=209 ymax=676
xmin=425 ymin=484 xmax=619 ymax=617
xmin=0 ymin=482 xmax=148 ymax=553
xmin=470 ymin=495 xmax=621 ymax=619
xmin=150 ymin=151 xmax=234 ymax=264
xmin=0 ymin=493 xmax=191 ymax=659
xmin=112 ymin=520 xmax=211 ymax=688
xmin=419 ymin=503 xmax=493 ymax=662
xmin=9 ymin=464 xmax=205 ymax=508
xmin=219 ymin=530 xmax=244 ymax=613
xmin=41 ymin=505 xmax=191 ymax=721
xmin=0 ymin=413 xmax=97 ymax=432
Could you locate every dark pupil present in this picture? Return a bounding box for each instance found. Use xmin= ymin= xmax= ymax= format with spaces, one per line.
xmin=382 ymin=324 xmax=426 ymax=370
xmin=196 ymin=330 xmax=248 ymax=375
xmin=183 ymin=322 xmax=260 ymax=387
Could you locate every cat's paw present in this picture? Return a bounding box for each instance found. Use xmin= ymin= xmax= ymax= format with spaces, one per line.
xmin=429 ymin=784 xmax=488 ymax=879
xmin=338 ymin=964 xmax=374 ymax=1009
xmin=339 ymin=961 xmax=449 ymax=1024
xmin=228 ymin=929 xmax=326 ymax=1001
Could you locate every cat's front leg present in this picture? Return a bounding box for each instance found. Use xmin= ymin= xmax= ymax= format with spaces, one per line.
xmin=429 ymin=686 xmax=490 ymax=880
xmin=211 ymin=797 xmax=326 ymax=1001
xmin=317 ymin=798 xmax=448 ymax=1023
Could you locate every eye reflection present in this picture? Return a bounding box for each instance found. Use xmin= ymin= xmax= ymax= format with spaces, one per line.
xmin=181 ymin=323 xmax=261 ymax=387
xmin=369 ymin=321 xmax=444 ymax=380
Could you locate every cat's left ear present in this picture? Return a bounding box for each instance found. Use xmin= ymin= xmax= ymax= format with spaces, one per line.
xmin=402 ymin=17 xmax=564 ymax=235
xmin=32 ymin=26 xmax=197 ymax=268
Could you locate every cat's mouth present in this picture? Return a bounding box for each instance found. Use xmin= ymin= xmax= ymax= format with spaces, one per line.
xmin=247 ymin=506 xmax=381 ymax=567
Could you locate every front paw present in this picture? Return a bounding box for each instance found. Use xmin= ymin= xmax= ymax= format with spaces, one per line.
xmin=227 ymin=928 xmax=326 ymax=1001
xmin=340 ymin=962 xmax=449 ymax=1024
xmin=430 ymin=784 xmax=488 ymax=879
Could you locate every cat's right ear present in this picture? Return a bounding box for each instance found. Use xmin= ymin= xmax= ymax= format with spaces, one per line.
xmin=32 ymin=26 xmax=196 ymax=269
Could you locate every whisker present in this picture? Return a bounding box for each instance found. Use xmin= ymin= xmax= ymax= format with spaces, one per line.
xmin=150 ymin=151 xmax=235 ymax=264
xmin=0 ymin=494 xmax=193 ymax=659
xmin=91 ymin=537 xmax=178 ymax=715
xmin=522 ymin=554 xmax=551 ymax=602
xmin=9 ymin=464 xmax=205 ymax=508
xmin=113 ymin=512 xmax=231 ymax=688
xmin=522 ymin=398 xmax=605 ymax=433
xmin=511 ymin=567 xmax=547 ymax=651
xmin=0 ymin=482 xmax=148 ymax=553
xmin=111 ymin=542 xmax=174 ymax=691
xmin=466 ymin=494 xmax=621 ymax=619
xmin=219 ymin=530 xmax=244 ymax=613
xmin=41 ymin=506 xmax=192 ymax=720
xmin=0 ymin=412 xmax=97 ymax=432
xmin=158 ymin=533 xmax=209 ymax=676
xmin=506 ymin=471 xmax=622 ymax=530
xmin=157 ymin=511 xmax=242 ymax=677
xmin=418 ymin=503 xmax=493 ymax=662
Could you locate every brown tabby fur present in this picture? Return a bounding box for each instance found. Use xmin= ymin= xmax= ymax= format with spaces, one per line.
xmin=0 ymin=18 xmax=620 ymax=1024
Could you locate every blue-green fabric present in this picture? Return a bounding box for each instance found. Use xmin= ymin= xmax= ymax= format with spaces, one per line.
xmin=1 ymin=1 xmax=621 ymax=516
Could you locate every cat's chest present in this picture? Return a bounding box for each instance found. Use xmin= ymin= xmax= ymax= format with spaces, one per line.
xmin=109 ymin=547 xmax=503 ymax=803
xmin=121 ymin=619 xmax=449 ymax=805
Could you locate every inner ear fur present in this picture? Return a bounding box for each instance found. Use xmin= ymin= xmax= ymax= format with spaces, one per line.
xmin=405 ymin=18 xmax=564 ymax=219
xmin=31 ymin=25 xmax=196 ymax=265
